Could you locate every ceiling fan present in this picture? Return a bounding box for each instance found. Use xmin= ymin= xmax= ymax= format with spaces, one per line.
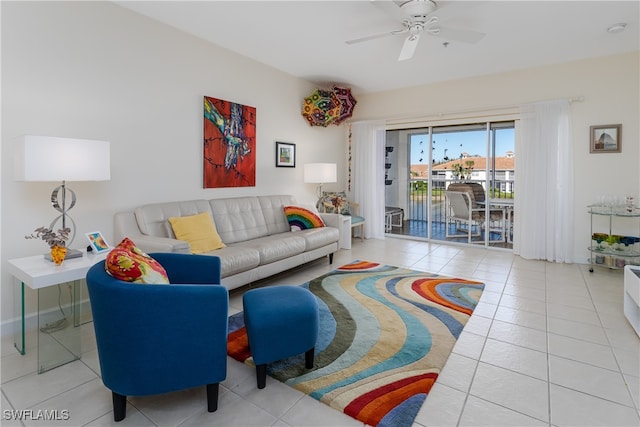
xmin=346 ymin=0 xmax=485 ymax=61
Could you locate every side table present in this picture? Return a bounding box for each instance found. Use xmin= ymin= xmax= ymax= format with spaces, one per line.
xmin=7 ymin=250 xmax=108 ymax=373
xmin=339 ymin=215 xmax=352 ymax=250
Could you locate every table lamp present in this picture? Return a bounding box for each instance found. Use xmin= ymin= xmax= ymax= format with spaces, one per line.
xmin=15 ymin=135 xmax=111 ymax=260
xmin=304 ymin=163 xmax=337 ymax=204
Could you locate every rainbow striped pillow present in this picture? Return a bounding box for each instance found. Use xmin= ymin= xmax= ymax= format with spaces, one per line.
xmin=284 ymin=205 xmax=325 ymax=231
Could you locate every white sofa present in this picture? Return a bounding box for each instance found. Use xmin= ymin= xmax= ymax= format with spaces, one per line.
xmin=113 ymin=195 xmax=340 ymax=291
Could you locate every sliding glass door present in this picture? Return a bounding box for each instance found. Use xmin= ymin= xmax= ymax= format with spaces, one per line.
xmin=385 ymin=121 xmax=515 ymax=248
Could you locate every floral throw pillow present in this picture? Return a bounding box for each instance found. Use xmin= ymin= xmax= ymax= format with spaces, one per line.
xmin=321 ymin=191 xmax=351 ymax=215
xmin=105 ymin=237 xmax=170 ymax=284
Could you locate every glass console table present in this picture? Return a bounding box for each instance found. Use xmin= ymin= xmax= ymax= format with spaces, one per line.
xmin=7 ymin=250 xmax=107 ymax=373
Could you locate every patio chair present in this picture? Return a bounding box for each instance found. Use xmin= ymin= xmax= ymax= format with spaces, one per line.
xmin=445 ymin=190 xmax=506 ymax=243
xmin=447 ymin=182 xmax=486 ymax=207
xmin=385 ymin=206 xmax=404 ymax=232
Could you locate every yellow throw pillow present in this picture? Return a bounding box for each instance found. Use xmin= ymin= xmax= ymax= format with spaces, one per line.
xmin=168 ymin=212 xmax=225 ymax=254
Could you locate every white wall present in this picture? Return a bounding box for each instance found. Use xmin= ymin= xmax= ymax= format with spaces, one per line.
xmin=1 ymin=2 xmax=345 ymax=324
xmin=353 ymin=52 xmax=640 ymax=264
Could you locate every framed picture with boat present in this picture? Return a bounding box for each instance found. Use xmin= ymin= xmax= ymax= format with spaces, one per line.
xmin=590 ymin=124 xmax=621 ymax=153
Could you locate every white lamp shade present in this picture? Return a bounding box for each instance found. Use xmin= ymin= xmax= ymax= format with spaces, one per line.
xmin=15 ymin=135 xmax=110 ymax=182
xmin=304 ymin=163 xmax=337 ymax=184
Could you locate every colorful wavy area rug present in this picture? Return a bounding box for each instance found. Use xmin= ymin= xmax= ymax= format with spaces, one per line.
xmin=227 ymin=260 xmax=485 ymax=427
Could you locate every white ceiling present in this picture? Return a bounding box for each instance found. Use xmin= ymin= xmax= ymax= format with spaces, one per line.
xmin=115 ymin=1 xmax=639 ymax=94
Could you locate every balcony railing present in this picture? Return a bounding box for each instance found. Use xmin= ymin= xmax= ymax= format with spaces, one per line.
xmin=407 ymin=178 xmax=515 ymax=227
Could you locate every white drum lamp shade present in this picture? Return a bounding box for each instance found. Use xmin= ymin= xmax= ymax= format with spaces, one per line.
xmin=15 ymin=135 xmax=110 ymax=182
xmin=303 ymin=163 xmax=337 ymax=184
xmin=304 ymin=163 xmax=337 ymax=199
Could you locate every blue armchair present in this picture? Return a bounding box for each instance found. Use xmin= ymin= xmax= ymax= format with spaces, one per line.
xmin=86 ymin=253 xmax=228 ymax=422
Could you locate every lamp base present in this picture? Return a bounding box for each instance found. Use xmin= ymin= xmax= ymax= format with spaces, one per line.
xmin=44 ymin=248 xmax=83 ymax=262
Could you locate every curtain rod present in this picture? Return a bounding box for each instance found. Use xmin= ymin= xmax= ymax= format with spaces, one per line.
xmin=385 ymin=95 xmax=584 ymax=126
xmin=433 ymin=95 xmax=585 ymax=117
xmin=519 ymin=96 xmax=585 ymax=109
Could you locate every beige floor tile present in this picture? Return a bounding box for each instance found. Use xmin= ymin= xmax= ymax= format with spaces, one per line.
xmin=469 ymin=362 xmax=549 ymax=422
xmin=548 ymin=333 xmax=619 ymax=371
xmin=23 ymin=378 xmax=111 ymax=427
xmin=459 ymin=395 xmax=547 ymax=426
xmin=550 ymin=384 xmax=640 ymax=427
xmin=451 ymin=331 xmax=486 ymax=360
xmin=549 ymin=355 xmax=634 ymax=406
xmin=415 ymin=383 xmax=466 ymax=426
xmin=279 ymin=394 xmax=361 ymax=426
xmin=2 ymin=361 xmax=97 ymax=409
xmin=547 ymin=316 xmax=608 ymax=345
xmin=480 ymin=338 xmax=548 ymax=380
xmin=488 ymin=319 xmax=548 ymax=352
xmin=436 ymin=353 xmax=478 ymax=393
xmin=493 ymin=306 xmax=547 ymax=331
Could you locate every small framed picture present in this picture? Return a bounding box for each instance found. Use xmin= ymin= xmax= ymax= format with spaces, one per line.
xmin=85 ymin=231 xmax=110 ymax=253
xmin=590 ymin=124 xmax=621 ymax=153
xmin=276 ymin=141 xmax=296 ymax=167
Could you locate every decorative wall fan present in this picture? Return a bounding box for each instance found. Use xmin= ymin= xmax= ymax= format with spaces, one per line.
xmin=346 ymin=0 xmax=485 ymax=61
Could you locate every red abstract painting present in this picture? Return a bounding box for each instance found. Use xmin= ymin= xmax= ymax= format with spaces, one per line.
xmin=203 ymin=96 xmax=256 ymax=188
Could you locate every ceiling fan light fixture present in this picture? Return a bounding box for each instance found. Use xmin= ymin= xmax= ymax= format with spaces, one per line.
xmin=409 ymin=23 xmax=423 ymax=36
xmin=401 ymin=0 xmax=437 ymax=18
xmin=607 ymin=23 xmax=627 ymax=34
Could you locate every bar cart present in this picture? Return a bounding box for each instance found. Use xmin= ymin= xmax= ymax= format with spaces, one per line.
xmin=588 ymin=204 xmax=640 ymax=272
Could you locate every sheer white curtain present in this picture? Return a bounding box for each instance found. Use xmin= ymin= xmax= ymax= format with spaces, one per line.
xmin=350 ymin=120 xmax=386 ymax=239
xmin=514 ymin=99 xmax=573 ymax=262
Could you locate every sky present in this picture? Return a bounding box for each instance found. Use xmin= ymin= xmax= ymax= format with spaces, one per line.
xmin=410 ymin=128 xmax=514 ymax=165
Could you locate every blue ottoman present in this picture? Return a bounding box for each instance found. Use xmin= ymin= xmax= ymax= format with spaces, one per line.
xmin=242 ymin=285 xmax=319 ymax=389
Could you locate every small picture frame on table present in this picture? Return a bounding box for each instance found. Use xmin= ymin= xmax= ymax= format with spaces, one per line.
xmin=590 ymin=124 xmax=621 ymax=153
xmin=85 ymin=231 xmax=110 ymax=253
xmin=276 ymin=141 xmax=296 ymax=167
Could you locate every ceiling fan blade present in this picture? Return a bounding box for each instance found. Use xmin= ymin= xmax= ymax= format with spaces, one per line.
xmin=346 ymin=31 xmax=394 ymax=45
xmin=346 ymin=27 xmax=407 ymax=45
xmin=429 ymin=26 xmax=485 ymax=44
xmin=398 ymin=33 xmax=420 ymax=61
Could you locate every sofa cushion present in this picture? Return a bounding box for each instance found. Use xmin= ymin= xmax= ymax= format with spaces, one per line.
xmin=135 ymin=200 xmax=212 ymax=238
xmin=168 ymin=212 xmax=225 ymax=254
xmin=209 ymin=197 xmax=269 ymax=244
xmin=258 ymin=195 xmax=297 ymax=235
xmin=201 ymin=245 xmax=261 ymax=278
xmin=105 ymin=238 xmax=170 ymax=284
xmin=296 ymin=227 xmax=341 ymax=250
xmin=233 ymin=234 xmax=306 ymax=264
xmin=284 ymin=206 xmax=325 ymax=231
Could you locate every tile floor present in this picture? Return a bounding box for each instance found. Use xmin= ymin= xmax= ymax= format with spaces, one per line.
xmin=2 ymin=237 xmax=639 ymax=426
